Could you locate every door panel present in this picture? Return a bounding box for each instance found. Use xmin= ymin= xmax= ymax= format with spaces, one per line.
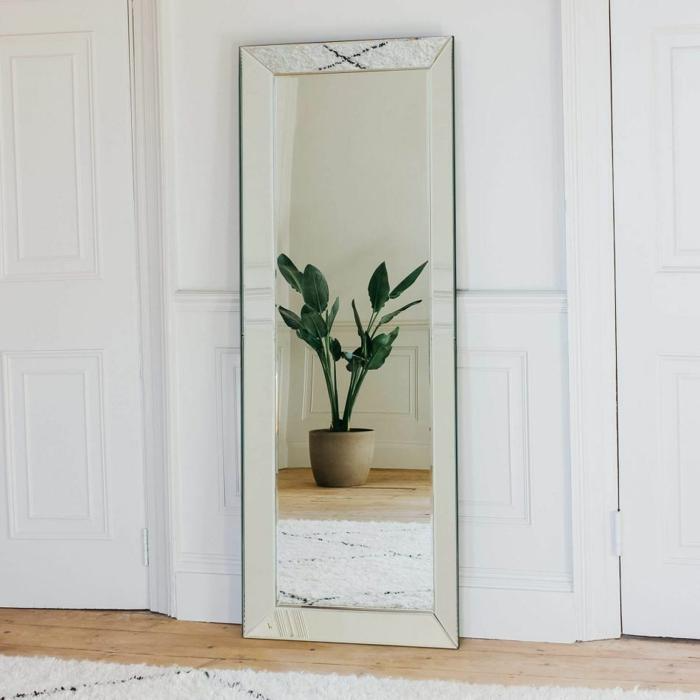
xmin=0 ymin=0 xmax=148 ymax=608
xmin=613 ymin=0 xmax=700 ymax=638
xmin=0 ymin=33 xmax=98 ymax=279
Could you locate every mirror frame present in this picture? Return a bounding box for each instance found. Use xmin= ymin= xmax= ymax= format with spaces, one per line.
xmin=240 ymin=36 xmax=457 ymax=648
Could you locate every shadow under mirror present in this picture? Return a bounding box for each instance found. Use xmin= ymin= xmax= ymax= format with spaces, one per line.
xmin=274 ymin=69 xmax=434 ymax=612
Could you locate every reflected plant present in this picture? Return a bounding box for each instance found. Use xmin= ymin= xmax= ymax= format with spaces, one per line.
xmin=276 ymin=254 xmax=427 ymax=432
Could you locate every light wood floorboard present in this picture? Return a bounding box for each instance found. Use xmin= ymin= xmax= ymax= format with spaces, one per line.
xmin=277 ymin=467 xmax=431 ymax=522
xmin=1 ymin=609 xmax=700 ymax=691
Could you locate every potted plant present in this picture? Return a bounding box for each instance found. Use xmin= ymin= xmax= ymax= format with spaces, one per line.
xmin=277 ymin=254 xmax=427 ymax=487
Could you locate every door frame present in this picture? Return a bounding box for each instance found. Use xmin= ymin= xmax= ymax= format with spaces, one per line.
xmin=129 ymin=0 xmax=174 ymax=615
xmin=560 ymin=0 xmax=621 ymax=640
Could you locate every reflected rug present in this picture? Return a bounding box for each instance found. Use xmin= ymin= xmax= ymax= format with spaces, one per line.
xmin=1 ymin=655 xmax=698 ymax=700
xmin=276 ymin=518 xmax=433 ymax=609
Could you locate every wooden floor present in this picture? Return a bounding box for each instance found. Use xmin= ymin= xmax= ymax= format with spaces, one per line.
xmin=1 ymin=610 xmax=700 ymax=691
xmin=277 ymin=467 xmax=432 ymax=522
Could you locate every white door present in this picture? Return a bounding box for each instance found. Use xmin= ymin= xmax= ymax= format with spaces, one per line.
xmin=613 ymin=0 xmax=700 ymax=637
xmin=0 ymin=0 xmax=148 ymax=608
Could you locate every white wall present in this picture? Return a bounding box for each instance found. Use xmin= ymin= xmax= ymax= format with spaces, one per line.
xmin=277 ymin=70 xmax=432 ymax=469
xmin=161 ymin=0 xmax=574 ymax=640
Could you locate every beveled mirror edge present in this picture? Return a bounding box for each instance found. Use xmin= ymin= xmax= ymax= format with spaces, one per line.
xmin=240 ymin=38 xmax=458 ymax=649
xmin=241 ymin=35 xmax=450 ymax=75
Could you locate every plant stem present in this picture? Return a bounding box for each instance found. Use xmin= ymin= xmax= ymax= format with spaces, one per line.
xmin=341 ymin=362 xmax=360 ymax=428
xmin=318 ymin=340 xmax=339 ymax=430
xmin=332 ymin=353 xmax=339 ymax=425
xmin=343 ymin=364 xmax=370 ymax=427
xmin=366 ymin=311 xmax=378 ymax=337
xmin=339 ymin=307 xmax=381 ymax=429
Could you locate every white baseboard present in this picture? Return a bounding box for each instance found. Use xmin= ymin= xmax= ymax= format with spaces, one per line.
xmin=175 ymin=572 xmax=242 ymax=624
xmin=286 ymin=443 xmax=432 ymax=470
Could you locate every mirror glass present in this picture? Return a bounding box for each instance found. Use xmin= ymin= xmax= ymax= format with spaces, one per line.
xmin=274 ymin=68 xmax=434 ymax=611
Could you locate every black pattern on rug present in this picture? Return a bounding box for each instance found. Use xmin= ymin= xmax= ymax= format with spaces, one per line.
xmin=0 ymin=669 xmax=272 ymax=700
xmin=277 ymin=519 xmax=433 ymax=610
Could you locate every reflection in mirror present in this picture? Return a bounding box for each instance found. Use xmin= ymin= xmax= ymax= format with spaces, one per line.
xmin=274 ymin=69 xmax=434 ymax=611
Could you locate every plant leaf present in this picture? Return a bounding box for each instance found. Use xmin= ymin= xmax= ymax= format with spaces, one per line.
xmin=370 ymin=334 xmax=390 ymax=350
xmin=367 ymin=344 xmax=393 ymax=370
xmin=330 ymin=337 xmax=342 ymax=361
xmin=301 ymin=264 xmax=329 ymax=312
xmin=300 ymin=307 xmax=328 ymax=338
xmin=389 ymin=261 xmax=428 ymax=299
xmin=277 ymin=254 xmax=303 ymax=293
xmin=378 ymin=299 xmax=422 ymax=326
xmin=327 ymin=297 xmax=340 ymax=330
xmin=351 ymin=345 xmax=367 ymax=362
xmin=277 ymin=306 xmax=302 ymax=330
xmin=367 ymin=327 xmax=399 ymax=369
xmin=296 ymin=328 xmax=323 ymax=353
xmin=371 ymin=326 xmax=399 ymax=351
xmin=351 ymin=299 xmax=364 ymax=338
xmin=368 ymin=262 xmax=390 ymax=312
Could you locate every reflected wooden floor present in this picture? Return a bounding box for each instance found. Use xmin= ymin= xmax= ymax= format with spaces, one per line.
xmin=2 ymin=610 xmax=700 ymax=691
xmin=277 ymin=467 xmax=431 ymax=522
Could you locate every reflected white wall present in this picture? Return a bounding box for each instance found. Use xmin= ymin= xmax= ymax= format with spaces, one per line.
xmin=275 ymin=70 xmax=432 ymax=469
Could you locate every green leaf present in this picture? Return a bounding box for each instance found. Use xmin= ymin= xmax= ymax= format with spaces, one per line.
xmin=367 ymin=344 xmax=393 ymax=370
xmin=366 ymin=327 xmax=399 ymax=370
xmin=330 ymin=337 xmax=342 ymax=361
xmin=296 ymin=328 xmax=323 ymax=353
xmin=351 ymin=299 xmax=364 ymax=338
xmin=277 ymin=254 xmax=303 ymax=293
xmin=301 ymin=264 xmax=329 ymax=312
xmin=368 ymin=262 xmax=390 ymax=312
xmin=371 ymin=326 xmax=399 ymax=351
xmin=348 ymin=344 xmax=367 ymax=363
xmin=300 ymin=307 xmax=328 ymax=338
xmin=389 ymin=261 xmax=428 ymax=299
xmin=379 ymin=299 xmax=422 ymax=326
xmin=277 ymin=306 xmax=302 ymax=330
xmin=327 ymin=297 xmax=340 ymax=330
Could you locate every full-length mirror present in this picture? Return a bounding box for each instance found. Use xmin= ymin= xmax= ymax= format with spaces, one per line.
xmin=241 ymin=37 xmax=457 ymax=648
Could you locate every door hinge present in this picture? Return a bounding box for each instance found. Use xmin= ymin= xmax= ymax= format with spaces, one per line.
xmin=142 ymin=527 xmax=150 ymax=567
xmin=611 ymin=510 xmax=622 ymax=557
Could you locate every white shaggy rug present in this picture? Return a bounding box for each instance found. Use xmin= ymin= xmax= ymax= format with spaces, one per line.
xmin=276 ymin=518 xmax=433 ymax=609
xmin=1 ymin=655 xmax=698 ymax=700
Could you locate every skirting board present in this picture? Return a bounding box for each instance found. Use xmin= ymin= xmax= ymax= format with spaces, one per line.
xmin=283 ymin=447 xmax=432 ymax=470
xmin=459 ymin=587 xmax=577 ymax=643
xmin=175 ymin=573 xmax=242 ymax=624
xmin=174 ymin=572 xmax=577 ymax=642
